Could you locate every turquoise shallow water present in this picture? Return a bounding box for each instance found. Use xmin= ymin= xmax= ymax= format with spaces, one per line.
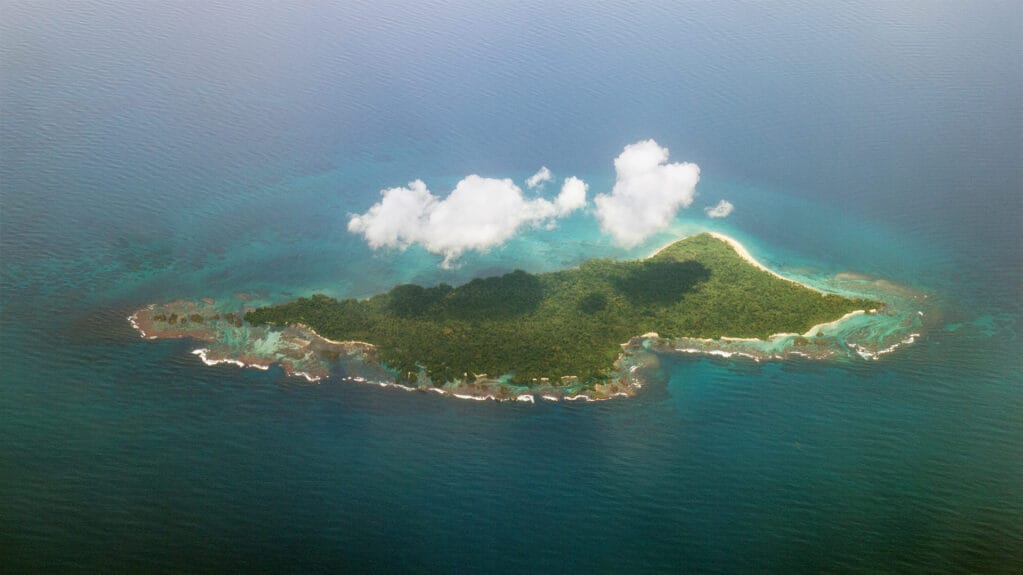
xmin=2 ymin=1 xmax=1021 ymax=572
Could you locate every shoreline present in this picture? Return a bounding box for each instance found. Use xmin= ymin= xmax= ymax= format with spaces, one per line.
xmin=292 ymin=323 xmax=375 ymax=347
xmin=176 ymin=322 xmax=641 ymax=403
xmin=129 ymin=232 xmax=910 ymax=403
xmin=767 ymin=309 xmax=868 ymax=340
xmin=649 ymin=231 xmax=828 ymax=295
xmin=705 ymin=232 xmax=825 ymax=293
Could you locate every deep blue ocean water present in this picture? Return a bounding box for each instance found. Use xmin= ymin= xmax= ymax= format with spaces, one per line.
xmin=2 ymin=1 xmax=1021 ymax=572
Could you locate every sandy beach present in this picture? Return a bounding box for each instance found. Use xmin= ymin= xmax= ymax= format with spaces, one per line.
xmin=705 ymin=232 xmax=823 ymax=292
xmin=293 ymin=323 xmax=376 ymax=347
xmin=648 ymin=231 xmax=825 ymax=294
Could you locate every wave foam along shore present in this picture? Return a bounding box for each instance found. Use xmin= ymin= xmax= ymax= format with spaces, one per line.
xmin=191 ymin=348 xmax=271 ymax=371
xmin=127 ymin=308 xmax=157 ymax=339
xmin=127 ymin=313 xmax=146 ymax=338
xmin=849 ymin=333 xmax=921 ymax=360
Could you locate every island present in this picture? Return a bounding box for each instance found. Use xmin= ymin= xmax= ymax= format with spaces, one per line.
xmin=128 ymin=233 xmax=924 ymax=402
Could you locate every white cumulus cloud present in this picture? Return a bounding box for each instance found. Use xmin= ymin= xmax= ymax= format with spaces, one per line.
xmin=705 ymin=199 xmax=734 ymax=218
xmin=556 ymin=176 xmax=588 ymax=215
xmin=525 ymin=166 xmax=553 ymax=189
xmin=349 ymin=174 xmax=587 ymax=267
xmin=594 ymin=140 xmax=701 ymax=247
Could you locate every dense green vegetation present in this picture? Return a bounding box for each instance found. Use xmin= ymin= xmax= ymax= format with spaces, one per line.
xmin=246 ymin=234 xmax=878 ymax=385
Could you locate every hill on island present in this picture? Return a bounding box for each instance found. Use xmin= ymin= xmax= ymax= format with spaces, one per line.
xmin=245 ymin=234 xmax=877 ymax=384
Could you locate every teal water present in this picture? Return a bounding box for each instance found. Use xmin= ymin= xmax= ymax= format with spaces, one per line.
xmin=2 ymin=1 xmax=1021 ymax=572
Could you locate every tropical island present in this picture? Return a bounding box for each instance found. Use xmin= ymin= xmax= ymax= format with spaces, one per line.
xmin=247 ymin=233 xmax=876 ymax=383
xmin=131 ymin=233 xmax=902 ymax=401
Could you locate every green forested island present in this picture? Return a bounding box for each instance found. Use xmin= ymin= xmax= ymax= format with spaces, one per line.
xmin=245 ymin=234 xmax=877 ymax=385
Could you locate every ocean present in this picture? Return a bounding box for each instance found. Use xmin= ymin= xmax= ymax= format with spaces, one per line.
xmin=1 ymin=1 xmax=1020 ymax=572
